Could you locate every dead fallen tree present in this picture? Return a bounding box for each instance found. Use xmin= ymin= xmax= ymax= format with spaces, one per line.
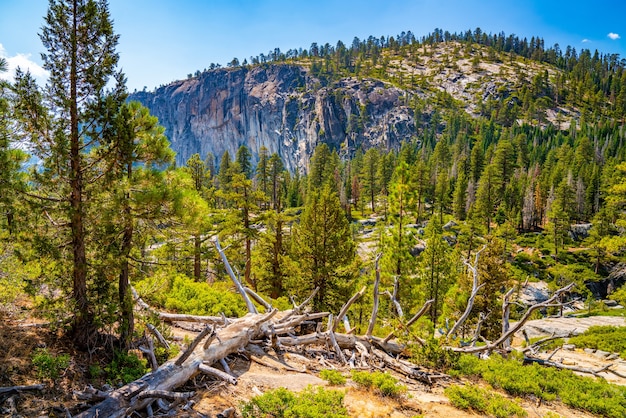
xmin=77 ymin=241 xmax=583 ymax=417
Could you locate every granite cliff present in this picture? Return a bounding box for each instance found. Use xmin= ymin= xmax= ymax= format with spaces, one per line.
xmin=130 ymin=65 xmax=417 ymax=171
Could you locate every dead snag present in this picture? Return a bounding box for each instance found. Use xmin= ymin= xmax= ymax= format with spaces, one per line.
xmin=366 ymin=253 xmax=383 ymax=338
xmin=214 ymin=238 xmax=257 ymax=314
xmin=450 ymin=282 xmax=576 ymax=354
xmin=447 ymin=245 xmax=487 ymax=340
xmin=384 ymin=299 xmax=434 ymax=344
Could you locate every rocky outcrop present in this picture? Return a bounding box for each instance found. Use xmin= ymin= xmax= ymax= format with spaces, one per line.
xmin=130 ymin=65 xmax=417 ymax=171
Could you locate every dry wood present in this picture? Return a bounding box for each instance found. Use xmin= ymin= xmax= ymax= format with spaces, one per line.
xmin=139 ymin=336 xmax=159 ymax=371
xmin=176 ymin=325 xmax=213 ymax=366
xmin=384 ymin=299 xmax=433 ymax=344
xmin=136 ymin=390 xmax=195 ymax=402
xmin=500 ymin=287 xmax=516 ymax=349
xmin=157 ymin=312 xmax=225 ymax=324
xmin=333 ymin=286 xmax=366 ymax=332
xmin=328 ymin=314 xmax=347 ymax=364
xmin=215 ymin=238 xmax=257 ymax=314
xmin=147 ymin=323 xmax=171 ymax=349
xmin=75 ymin=311 xmax=277 ymax=418
xmin=198 ymin=364 xmax=237 ymax=385
xmin=245 ymin=287 xmax=273 ymax=312
xmin=366 ymin=253 xmax=382 ymax=337
xmin=450 ymin=282 xmax=576 ymax=353
xmin=0 ymin=384 xmax=45 ymax=395
xmin=447 ymin=245 xmax=487 ymax=339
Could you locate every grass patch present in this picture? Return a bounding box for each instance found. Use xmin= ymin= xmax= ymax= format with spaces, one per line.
xmin=445 ymin=384 xmax=527 ymax=417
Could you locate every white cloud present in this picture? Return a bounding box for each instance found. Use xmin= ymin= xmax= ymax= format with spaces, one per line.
xmin=608 ymin=33 xmax=621 ymax=40
xmin=0 ymin=43 xmax=49 ymax=83
xmin=582 ymin=38 xmax=591 ymax=43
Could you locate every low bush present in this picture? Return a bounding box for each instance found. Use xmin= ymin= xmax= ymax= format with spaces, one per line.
xmin=105 ymin=350 xmax=147 ymax=386
xmin=240 ymin=386 xmax=347 ymax=418
xmin=351 ymin=370 xmax=407 ymax=397
xmin=135 ymin=272 xmax=247 ymax=317
xmin=450 ymin=353 xmax=626 ymax=417
xmin=32 ymin=348 xmax=70 ymax=380
xmin=320 ymin=369 xmax=346 ymax=385
xmin=445 ymin=384 xmax=527 ymax=417
xmin=568 ymin=326 xmax=626 ymax=358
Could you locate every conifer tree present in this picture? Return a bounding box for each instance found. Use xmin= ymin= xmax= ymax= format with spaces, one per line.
xmin=291 ymin=185 xmax=357 ymax=311
xmin=14 ymin=0 xmax=126 ymax=347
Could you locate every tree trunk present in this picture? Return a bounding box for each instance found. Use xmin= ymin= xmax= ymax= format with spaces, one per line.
xmin=69 ymin=0 xmax=90 ymax=348
xmin=75 ymin=312 xmax=276 ymax=418
xmin=194 ymin=233 xmax=201 ymax=281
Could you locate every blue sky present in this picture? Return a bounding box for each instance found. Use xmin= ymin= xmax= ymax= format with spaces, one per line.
xmin=1 ymin=0 xmax=624 ymax=92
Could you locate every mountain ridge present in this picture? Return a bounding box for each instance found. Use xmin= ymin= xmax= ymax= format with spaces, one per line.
xmin=130 ymin=35 xmax=624 ymax=170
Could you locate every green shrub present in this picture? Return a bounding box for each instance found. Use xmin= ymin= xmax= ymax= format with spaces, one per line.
xmin=351 ymin=370 xmax=407 ymax=397
xmin=410 ymin=338 xmax=460 ymax=370
xmin=105 ymin=350 xmax=147 ymax=385
xmin=320 ymin=369 xmax=346 ymax=385
xmin=240 ymin=386 xmax=347 ymax=418
xmin=445 ymin=384 xmax=527 ymax=417
xmin=136 ymin=272 xmax=247 ymax=317
xmin=32 ymin=348 xmax=70 ymax=380
xmin=569 ymin=326 xmax=626 ymax=358
xmin=450 ymin=353 xmax=626 ymax=417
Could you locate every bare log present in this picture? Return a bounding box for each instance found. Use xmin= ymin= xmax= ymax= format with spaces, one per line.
xmin=333 ymin=286 xmax=366 ymax=332
xmin=328 ymin=314 xmax=346 ymax=364
xmin=450 ymin=282 xmax=576 ymax=353
xmin=76 ymin=311 xmax=276 ymax=418
xmin=366 ymin=254 xmax=382 ymax=337
xmin=136 ymin=390 xmax=195 ymax=402
xmin=158 ymin=312 xmax=225 ymax=325
xmin=147 ymin=324 xmax=171 ymax=350
xmin=198 ymin=364 xmax=237 ymax=385
xmin=214 ymin=238 xmax=257 ymax=314
xmin=245 ymin=287 xmax=273 ymax=312
xmin=384 ymin=299 xmax=434 ymax=344
xmin=447 ymin=245 xmax=487 ymax=339
xmin=0 ymin=384 xmax=45 ymax=395
xmin=176 ymin=325 xmax=213 ymax=366
xmin=523 ymin=356 xmax=626 ymax=378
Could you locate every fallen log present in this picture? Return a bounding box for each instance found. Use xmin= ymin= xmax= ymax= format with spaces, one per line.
xmin=75 ymin=311 xmax=276 ymax=418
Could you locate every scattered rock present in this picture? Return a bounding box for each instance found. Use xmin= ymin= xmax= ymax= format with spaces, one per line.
xmin=583 ymin=348 xmax=596 ymax=355
xmin=606 ymin=353 xmax=620 ymax=361
xmin=562 ymin=344 xmax=576 ymax=351
xmin=603 ymin=299 xmax=618 ymax=307
xmin=593 ymin=350 xmax=611 ymax=359
xmin=520 ymin=281 xmax=550 ymax=305
xmin=569 ymin=223 xmax=592 ymax=241
xmin=442 ymin=220 xmax=457 ymax=231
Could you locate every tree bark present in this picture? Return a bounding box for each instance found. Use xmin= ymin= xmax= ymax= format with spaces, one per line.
xmin=75 ymin=311 xmax=276 ymax=418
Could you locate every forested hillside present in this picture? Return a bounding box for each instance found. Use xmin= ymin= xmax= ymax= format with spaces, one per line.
xmin=1 ymin=0 xmax=626 ymax=416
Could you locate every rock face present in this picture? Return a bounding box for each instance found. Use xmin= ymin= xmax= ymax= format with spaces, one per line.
xmin=130 ymin=65 xmax=417 ymax=171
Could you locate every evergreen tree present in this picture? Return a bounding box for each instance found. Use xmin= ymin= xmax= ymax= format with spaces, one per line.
xmin=361 ymin=148 xmax=379 ymax=212
xmin=14 ymin=0 xmax=126 ymax=347
xmin=291 ymin=185 xmax=358 ymax=311
xmin=236 ymin=144 xmax=253 ymax=179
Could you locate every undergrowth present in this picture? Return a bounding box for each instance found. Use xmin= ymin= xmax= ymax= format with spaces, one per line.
xmin=450 ymin=353 xmax=626 ymax=417
xmin=350 ymin=370 xmax=407 ymax=397
xmin=568 ymin=326 xmax=626 ymax=358
xmin=445 ymin=384 xmax=527 ymax=417
xmin=240 ymin=386 xmax=347 ymax=418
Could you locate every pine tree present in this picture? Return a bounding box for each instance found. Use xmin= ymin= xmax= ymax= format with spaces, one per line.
xmin=291 ymin=186 xmax=358 ymax=311
xmin=15 ymin=0 xmax=126 ymax=347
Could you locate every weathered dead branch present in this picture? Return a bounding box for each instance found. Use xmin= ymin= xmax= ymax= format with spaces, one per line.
xmin=450 ymin=282 xmax=576 ymax=353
